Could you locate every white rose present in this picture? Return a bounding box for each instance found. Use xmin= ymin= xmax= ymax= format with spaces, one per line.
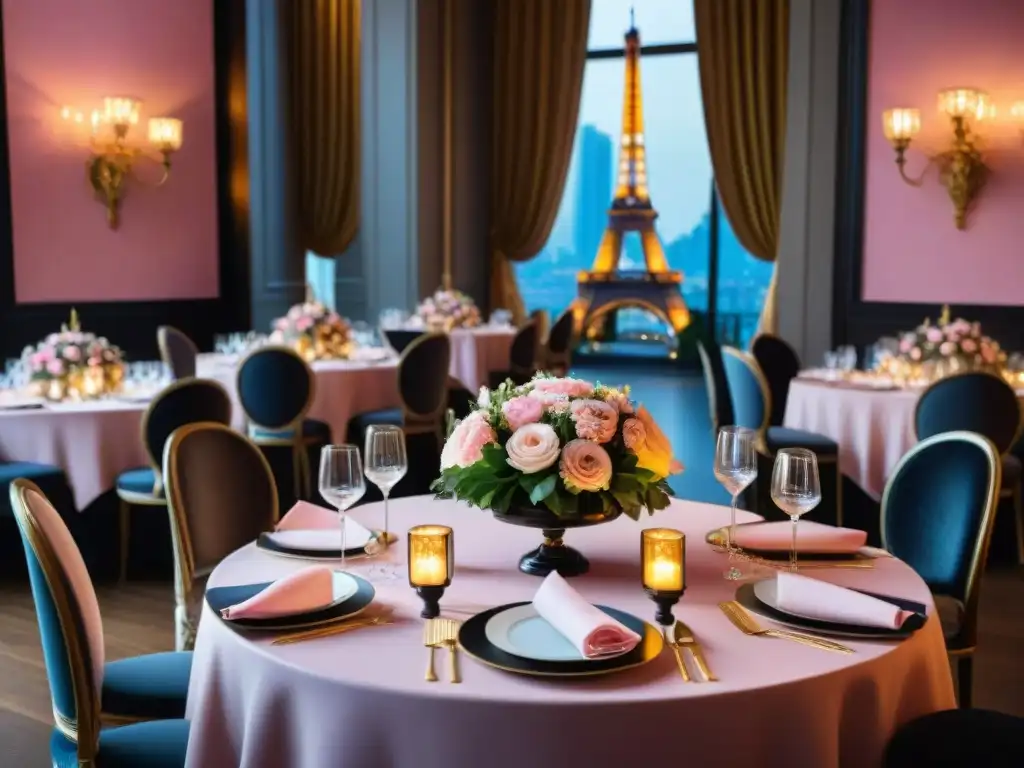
xmin=505 ymin=423 xmax=560 ymax=474
xmin=477 ymin=387 xmax=491 ymax=408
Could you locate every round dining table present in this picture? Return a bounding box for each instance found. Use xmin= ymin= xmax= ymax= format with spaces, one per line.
xmin=184 ymin=496 xmax=955 ymax=768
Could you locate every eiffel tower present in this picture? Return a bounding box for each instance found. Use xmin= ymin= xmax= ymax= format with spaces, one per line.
xmin=570 ymin=12 xmax=690 ymax=342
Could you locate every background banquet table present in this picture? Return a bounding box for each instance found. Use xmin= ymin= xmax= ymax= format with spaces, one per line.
xmin=784 ymin=377 xmax=1024 ymax=498
xmin=185 ymin=497 xmax=954 ymax=768
xmin=447 ymin=326 xmax=515 ymax=392
xmin=0 ymin=400 xmax=148 ymax=509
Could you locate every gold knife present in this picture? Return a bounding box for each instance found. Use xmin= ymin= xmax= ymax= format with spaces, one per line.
xmin=673 ymin=621 xmax=718 ymax=682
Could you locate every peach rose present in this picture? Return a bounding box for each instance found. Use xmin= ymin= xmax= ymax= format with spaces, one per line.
xmin=570 ymin=399 xmax=618 ymax=444
xmin=532 ymin=377 xmax=594 ymax=398
xmin=602 ymin=388 xmax=634 ymax=414
xmin=502 ymin=395 xmax=544 ymax=431
xmin=632 ymin=406 xmax=683 ymax=478
xmin=559 ymin=439 xmax=613 ymax=493
xmin=440 ymin=412 xmax=497 ymax=469
xmin=622 ymin=418 xmax=646 ymax=451
xmin=505 ymin=423 xmax=560 ymax=474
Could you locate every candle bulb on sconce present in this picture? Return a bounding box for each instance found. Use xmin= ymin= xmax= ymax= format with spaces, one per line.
xmin=408 ymin=525 xmax=453 ymax=619
xmin=641 ymin=528 xmax=685 ymax=627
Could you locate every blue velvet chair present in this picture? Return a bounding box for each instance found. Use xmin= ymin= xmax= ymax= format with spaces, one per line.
xmin=236 ymin=346 xmax=332 ymax=507
xmin=156 ymin=326 xmax=199 ymax=380
xmin=349 ymin=333 xmax=452 ymax=499
xmin=914 ymin=371 xmax=1024 ymax=564
xmin=720 ymin=346 xmax=842 ymax=524
xmin=10 ymin=478 xmax=190 ymax=765
xmin=751 ymin=333 xmax=801 ymax=427
xmin=696 ymin=338 xmax=735 ymax=435
xmin=881 ymin=430 xmax=1001 ymax=709
xmin=115 ymin=379 xmax=232 ymax=582
xmin=164 ymin=422 xmax=279 ymax=650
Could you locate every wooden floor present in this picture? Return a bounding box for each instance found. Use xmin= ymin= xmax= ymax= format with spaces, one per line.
xmin=3 ymin=571 xmax=1024 ymax=765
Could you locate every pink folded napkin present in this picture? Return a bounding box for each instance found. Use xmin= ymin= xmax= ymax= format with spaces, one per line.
xmin=775 ymin=572 xmax=917 ymax=629
xmin=734 ymin=521 xmax=867 ymax=553
xmin=532 ymin=572 xmax=641 ymax=658
xmin=276 ymin=501 xmax=340 ymax=531
xmin=221 ymin=566 xmax=335 ymax=620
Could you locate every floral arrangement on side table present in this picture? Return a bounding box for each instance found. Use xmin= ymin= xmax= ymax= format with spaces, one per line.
xmin=882 ymin=305 xmax=1006 ymax=382
xmin=432 ymin=374 xmax=682 ymax=577
xmin=271 ymin=301 xmax=353 ymax=361
xmin=416 ymin=288 xmax=482 ymax=330
xmin=22 ymin=310 xmax=124 ymax=401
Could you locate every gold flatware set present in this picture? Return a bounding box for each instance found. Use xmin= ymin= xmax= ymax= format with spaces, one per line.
xmin=664 ymin=620 xmax=717 ymax=683
xmin=423 ymin=617 xmax=462 ymax=683
xmin=719 ymin=601 xmax=853 ymax=654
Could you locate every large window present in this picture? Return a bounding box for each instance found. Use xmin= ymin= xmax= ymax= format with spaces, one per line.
xmin=515 ymin=0 xmax=772 ymax=348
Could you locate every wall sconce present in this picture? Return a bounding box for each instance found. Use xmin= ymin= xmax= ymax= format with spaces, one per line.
xmin=60 ymin=97 xmax=183 ymax=230
xmin=882 ymin=88 xmax=990 ymax=230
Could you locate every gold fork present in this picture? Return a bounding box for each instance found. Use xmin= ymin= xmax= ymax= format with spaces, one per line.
xmin=663 ymin=626 xmax=691 ymax=683
xmin=423 ymin=619 xmax=440 ymax=682
xmin=719 ymin=601 xmax=853 ymax=654
xmin=271 ymin=616 xmax=391 ymax=645
xmin=437 ymin=618 xmax=462 ymax=683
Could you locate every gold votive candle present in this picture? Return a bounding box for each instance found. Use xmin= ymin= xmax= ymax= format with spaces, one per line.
xmin=407 ymin=525 xmax=453 ymax=588
xmin=641 ymin=528 xmax=685 ymax=593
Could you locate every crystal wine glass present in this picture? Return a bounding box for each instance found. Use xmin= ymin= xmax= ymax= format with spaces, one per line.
xmin=364 ymin=425 xmax=408 ymax=548
xmin=713 ymin=426 xmax=758 ymax=581
xmin=318 ymin=445 xmax=366 ymax=571
xmin=770 ymin=448 xmax=822 ymax=572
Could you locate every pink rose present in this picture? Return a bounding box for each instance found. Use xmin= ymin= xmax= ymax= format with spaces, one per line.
xmin=622 ymin=418 xmax=646 ymax=451
xmin=982 ymin=345 xmax=996 ymax=363
xmin=961 ymin=338 xmax=977 ymax=353
xmin=296 ymin=316 xmax=313 ymax=331
xmin=559 ymin=439 xmax=613 ymax=493
xmin=910 ymin=347 xmax=922 ymax=361
xmin=87 ymin=357 xmax=101 ymax=367
xmin=273 ymin=318 xmax=288 ymax=331
xmin=46 ymin=359 xmax=64 ymax=376
xmin=62 ymin=345 xmax=81 ymax=362
xmin=440 ymin=412 xmax=497 ymax=469
xmin=939 ymin=342 xmax=955 ymax=356
xmin=570 ymin=399 xmax=618 ymax=444
xmin=899 ymin=338 xmax=912 ymax=353
xmin=505 ymin=423 xmax=561 ymax=474
xmin=532 ymin=377 xmax=594 ymax=398
xmin=502 ymin=395 xmax=544 ymax=431
xmin=926 ymin=328 xmax=943 ymax=343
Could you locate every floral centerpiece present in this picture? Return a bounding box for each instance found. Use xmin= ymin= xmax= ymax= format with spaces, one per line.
xmin=881 ymin=305 xmax=1006 ymax=382
xmin=270 ymin=300 xmax=353 ymax=361
xmin=416 ymin=288 xmax=482 ymax=330
xmin=22 ymin=310 xmax=124 ymax=401
xmin=432 ymin=374 xmax=682 ymax=576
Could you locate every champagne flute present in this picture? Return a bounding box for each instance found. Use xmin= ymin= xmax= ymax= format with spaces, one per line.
xmin=364 ymin=425 xmax=408 ymax=549
xmin=770 ymin=448 xmax=822 ymax=572
xmin=713 ymin=426 xmax=758 ymax=581
xmin=318 ymin=445 xmax=366 ymax=571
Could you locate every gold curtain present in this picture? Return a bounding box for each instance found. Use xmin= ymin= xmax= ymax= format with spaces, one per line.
xmin=287 ymin=0 xmax=361 ymax=258
xmin=491 ymin=0 xmax=591 ymax=320
xmin=694 ymin=0 xmax=789 ymax=337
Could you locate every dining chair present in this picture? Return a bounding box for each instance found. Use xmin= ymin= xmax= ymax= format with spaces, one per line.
xmin=881 ymin=430 xmax=1001 ymax=709
xmin=751 ymin=333 xmax=801 ymax=427
xmin=115 ymin=379 xmax=232 ymax=582
xmin=348 ymin=333 xmax=452 ymax=498
xmin=696 ymin=338 xmax=735 ymax=435
xmin=236 ymin=345 xmax=332 ymax=506
xmin=884 ymin=708 xmax=1024 ymax=767
xmin=489 ymin=321 xmax=540 ymax=388
xmin=381 ymin=329 xmax=425 ymax=355
xmin=447 ymin=376 xmax=477 ymax=422
xmin=164 ymin=422 xmax=279 ymax=651
xmin=720 ymin=346 xmax=842 ymax=525
xmin=10 ymin=478 xmax=191 ymax=765
xmin=545 ymin=310 xmax=575 ymax=376
xmin=156 ymin=326 xmax=199 ymax=380
xmin=914 ymin=371 xmax=1024 ymax=564
xmin=530 ymin=308 xmax=551 ymax=347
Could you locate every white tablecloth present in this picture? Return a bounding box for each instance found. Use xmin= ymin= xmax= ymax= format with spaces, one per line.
xmin=447 ymin=327 xmax=516 ymax=392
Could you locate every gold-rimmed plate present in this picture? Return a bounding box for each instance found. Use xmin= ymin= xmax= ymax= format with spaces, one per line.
xmin=458 ymin=602 xmax=663 ymax=677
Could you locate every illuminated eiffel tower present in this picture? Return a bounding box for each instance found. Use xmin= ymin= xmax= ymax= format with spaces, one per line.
xmin=570 ymin=12 xmax=690 ymax=342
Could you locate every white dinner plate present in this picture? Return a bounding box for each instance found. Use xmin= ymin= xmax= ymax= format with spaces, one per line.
xmin=483 ymin=604 xmax=630 ymax=663
xmin=264 ymin=527 xmax=374 ymax=552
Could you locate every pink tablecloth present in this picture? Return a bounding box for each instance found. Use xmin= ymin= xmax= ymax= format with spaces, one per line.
xmin=0 ymin=401 xmax=149 ymax=509
xmin=448 ymin=327 xmax=515 ymax=392
xmin=185 ymin=497 xmax=954 ymax=768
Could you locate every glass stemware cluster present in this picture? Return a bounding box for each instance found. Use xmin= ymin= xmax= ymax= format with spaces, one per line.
xmin=770 ymin=448 xmax=822 ymax=572
xmin=713 ymin=426 xmax=758 ymax=581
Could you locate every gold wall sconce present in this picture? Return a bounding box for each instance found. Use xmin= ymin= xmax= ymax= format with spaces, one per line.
xmin=59 ymin=97 xmax=183 ymax=230
xmin=882 ymin=88 xmax=994 ymax=230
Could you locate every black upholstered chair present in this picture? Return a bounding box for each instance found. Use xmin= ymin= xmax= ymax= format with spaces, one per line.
xmin=348 ymin=333 xmax=452 ymax=498
xmin=156 ymin=326 xmax=199 ymax=380
xmin=382 ymin=329 xmax=425 ymax=355
xmin=447 ymin=377 xmax=477 ymax=422
xmin=885 ymin=708 xmax=1024 ymax=767
xmin=914 ymin=371 xmax=1024 ymax=564
xmin=115 ymin=379 xmax=232 ymax=582
xmin=696 ymin=338 xmax=735 ymax=434
xmin=530 ymin=308 xmax=550 ymax=347
xmin=545 ymin=310 xmax=574 ymax=376
xmin=10 ymin=479 xmax=191 ymax=765
xmin=236 ymin=346 xmax=332 ymax=507
xmin=720 ymin=346 xmax=841 ymax=524
xmin=489 ymin=321 xmax=540 ymax=388
xmin=881 ymin=430 xmax=1001 ymax=709
xmin=164 ymin=422 xmax=279 ymax=650
xmin=751 ymin=333 xmax=801 ymax=427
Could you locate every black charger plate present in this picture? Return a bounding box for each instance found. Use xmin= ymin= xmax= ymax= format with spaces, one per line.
xmin=205 ymin=571 xmax=375 ymax=630
xmin=458 ymin=602 xmax=663 ymax=677
xmin=257 ymin=530 xmax=384 ymax=561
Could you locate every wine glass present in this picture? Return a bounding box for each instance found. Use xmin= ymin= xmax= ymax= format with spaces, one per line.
xmin=713 ymin=426 xmax=758 ymax=581
xmin=318 ymin=445 xmax=366 ymax=571
xmin=770 ymin=448 xmax=821 ymax=572
xmin=364 ymin=425 xmax=408 ymax=548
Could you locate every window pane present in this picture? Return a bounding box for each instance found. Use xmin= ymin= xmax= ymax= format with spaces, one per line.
xmin=713 ymin=204 xmax=773 ymax=348
xmin=588 ymin=0 xmax=696 ymax=50
xmin=515 ymin=53 xmax=712 ymax=329
xmin=305 ymin=252 xmax=336 ymax=310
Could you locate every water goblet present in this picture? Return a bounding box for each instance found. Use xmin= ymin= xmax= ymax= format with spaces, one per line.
xmin=318 ymin=445 xmax=366 ymax=571
xmin=364 ymin=425 xmax=408 ymax=549
xmin=770 ymin=448 xmax=822 ymax=572
xmin=713 ymin=426 xmax=758 ymax=581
